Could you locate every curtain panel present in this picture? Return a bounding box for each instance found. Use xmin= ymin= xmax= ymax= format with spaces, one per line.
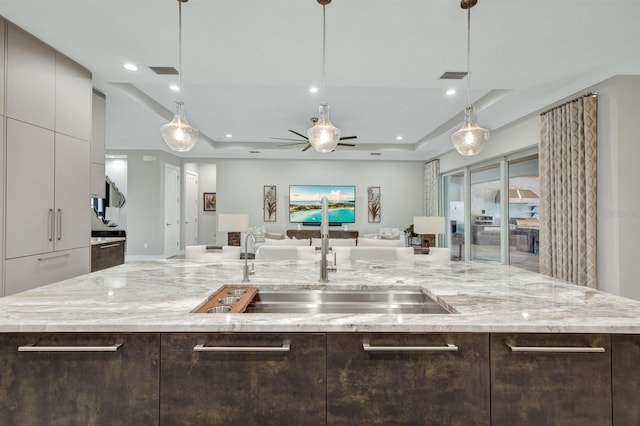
xmin=539 ymin=94 xmax=597 ymax=288
xmin=424 ymin=159 xmax=440 ymax=216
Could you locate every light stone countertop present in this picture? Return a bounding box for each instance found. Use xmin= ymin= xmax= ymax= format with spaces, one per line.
xmin=90 ymin=237 xmax=126 ymax=246
xmin=1 ymin=258 xmax=639 ymax=333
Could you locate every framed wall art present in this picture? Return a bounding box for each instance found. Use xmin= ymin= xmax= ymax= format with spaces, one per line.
xmin=263 ymin=185 xmax=276 ymax=222
xmin=203 ymin=192 xmax=217 ymax=211
xmin=368 ymin=186 xmax=381 ymax=223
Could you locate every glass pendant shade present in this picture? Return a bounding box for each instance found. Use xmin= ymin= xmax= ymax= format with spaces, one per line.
xmin=451 ymin=106 xmax=490 ymax=156
xmin=307 ymin=102 xmax=341 ymax=153
xmin=160 ymin=101 xmax=199 ymax=152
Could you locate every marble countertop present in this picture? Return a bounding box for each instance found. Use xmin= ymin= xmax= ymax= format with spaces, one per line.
xmin=1 ymin=259 xmax=639 ymax=333
xmin=90 ymin=237 xmax=126 ymax=246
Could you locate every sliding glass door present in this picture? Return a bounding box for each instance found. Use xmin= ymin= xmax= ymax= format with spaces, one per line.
xmin=443 ymin=172 xmax=464 ymax=260
xmin=441 ymin=151 xmax=539 ymax=272
xmin=470 ymin=163 xmax=501 ymax=262
xmin=508 ymin=155 xmax=540 ymax=272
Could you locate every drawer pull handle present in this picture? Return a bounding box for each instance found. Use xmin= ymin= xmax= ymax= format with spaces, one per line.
xmin=193 ymin=341 xmax=291 ymax=352
xmin=506 ymin=344 xmax=605 ymax=353
xmin=37 ymin=253 xmax=71 ymax=261
xmin=18 ymin=343 xmax=123 ymax=352
xmin=99 ymin=243 xmax=121 ymax=249
xmin=362 ymin=343 xmax=458 ymax=352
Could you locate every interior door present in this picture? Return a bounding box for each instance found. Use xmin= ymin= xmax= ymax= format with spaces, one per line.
xmin=184 ymin=171 xmax=198 ymax=247
xmin=164 ymin=165 xmax=180 ymax=258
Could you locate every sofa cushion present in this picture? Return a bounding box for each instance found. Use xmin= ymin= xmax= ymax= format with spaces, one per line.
xmin=357 ymin=237 xmax=403 ymax=247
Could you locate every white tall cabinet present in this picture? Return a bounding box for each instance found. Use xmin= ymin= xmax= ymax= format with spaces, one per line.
xmin=2 ymin=21 xmax=92 ymax=296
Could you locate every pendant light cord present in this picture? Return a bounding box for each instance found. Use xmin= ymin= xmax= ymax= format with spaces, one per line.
xmin=322 ymin=4 xmax=326 ymax=103
xmin=466 ymin=6 xmax=471 ymax=107
xmin=178 ymin=0 xmax=183 ymax=104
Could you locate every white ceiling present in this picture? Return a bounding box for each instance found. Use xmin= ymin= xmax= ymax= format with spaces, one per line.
xmin=1 ymin=0 xmax=638 ymax=161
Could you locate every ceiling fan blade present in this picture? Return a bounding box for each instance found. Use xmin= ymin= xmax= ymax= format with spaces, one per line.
xmin=301 ymin=143 xmax=312 ymax=152
xmin=289 ymin=129 xmax=309 ymax=140
xmin=270 ymin=137 xmax=306 ymax=142
xmin=339 ymin=135 xmax=358 ymax=140
xmin=337 ymin=142 xmax=356 ymax=147
xmin=278 ymin=142 xmax=307 ymax=147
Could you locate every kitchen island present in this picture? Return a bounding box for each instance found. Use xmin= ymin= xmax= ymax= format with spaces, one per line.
xmin=0 ymin=259 xmax=639 ymax=425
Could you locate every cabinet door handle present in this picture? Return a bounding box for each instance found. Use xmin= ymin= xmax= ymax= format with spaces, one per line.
xmin=56 ymin=208 xmax=62 ymax=240
xmin=193 ymin=340 xmax=291 ymax=352
xmin=99 ymin=243 xmax=121 ymax=249
xmin=37 ymin=253 xmax=70 ymax=261
xmin=506 ymin=343 xmax=605 ymax=353
xmin=48 ymin=209 xmax=54 ymax=241
xmin=18 ymin=343 xmax=122 ymax=352
xmin=362 ymin=343 xmax=458 ymax=352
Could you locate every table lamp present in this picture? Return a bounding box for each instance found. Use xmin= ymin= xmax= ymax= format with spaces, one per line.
xmin=413 ymin=216 xmax=445 ymax=252
xmin=218 ymin=214 xmax=249 ymax=246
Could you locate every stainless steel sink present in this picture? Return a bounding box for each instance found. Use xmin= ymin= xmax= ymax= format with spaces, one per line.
xmin=244 ymin=288 xmax=451 ymax=314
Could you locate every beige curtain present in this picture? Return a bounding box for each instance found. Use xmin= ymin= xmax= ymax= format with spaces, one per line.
xmin=539 ymin=94 xmax=597 ymax=288
xmin=424 ymin=159 xmax=440 ymax=216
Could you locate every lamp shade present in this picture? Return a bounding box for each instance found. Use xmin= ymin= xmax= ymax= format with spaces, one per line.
xmin=413 ymin=216 xmax=445 ymax=235
xmin=160 ymin=101 xmax=199 ymax=152
xmin=217 ymin=214 xmax=249 ymax=232
xmin=451 ymin=106 xmax=490 ymax=156
xmin=307 ymin=103 xmax=341 ymax=153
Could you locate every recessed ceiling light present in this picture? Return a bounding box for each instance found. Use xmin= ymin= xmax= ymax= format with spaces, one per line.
xmin=446 ymin=89 xmax=457 ymax=96
xmin=396 ymin=135 xmax=403 ymax=141
xmin=170 ymin=84 xmax=180 ymax=91
xmin=309 ymin=87 xmax=319 ymax=93
xmin=225 ymin=134 xmax=232 ymax=138
xmin=123 ymin=63 xmax=138 ymax=71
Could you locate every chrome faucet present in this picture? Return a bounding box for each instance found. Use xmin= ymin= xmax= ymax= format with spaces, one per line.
xmin=320 ymin=197 xmax=337 ymax=282
xmin=243 ymin=233 xmax=256 ymax=283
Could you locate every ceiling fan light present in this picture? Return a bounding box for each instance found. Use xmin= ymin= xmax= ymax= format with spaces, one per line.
xmin=161 ymin=101 xmax=199 ymax=152
xmin=307 ymin=102 xmax=341 ymax=153
xmin=451 ymin=106 xmax=489 ymax=156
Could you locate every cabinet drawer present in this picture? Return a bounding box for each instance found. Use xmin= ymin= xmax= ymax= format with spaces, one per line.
xmin=491 ymin=333 xmax=611 ymax=425
xmin=0 ymin=333 xmax=159 ymax=425
xmin=5 ymin=247 xmax=90 ymax=295
xmin=327 ymin=333 xmax=490 ymax=425
xmin=91 ymin=240 xmax=125 ymax=272
xmin=613 ymin=334 xmax=640 ymax=425
xmin=161 ymin=333 xmax=326 ymax=425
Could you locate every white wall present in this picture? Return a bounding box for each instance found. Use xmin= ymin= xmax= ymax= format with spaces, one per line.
xmin=595 ymin=75 xmax=640 ymax=300
xmin=214 ymin=159 xmax=425 ymax=244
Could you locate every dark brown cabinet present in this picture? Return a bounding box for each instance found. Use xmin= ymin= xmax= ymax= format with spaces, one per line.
xmin=91 ymin=239 xmax=125 ymax=272
xmin=612 ymin=334 xmax=640 ymax=425
xmin=0 ymin=333 xmax=160 ymax=425
xmin=160 ymin=333 xmax=327 ymax=425
xmin=327 ymin=333 xmax=490 ymax=425
xmin=491 ymin=333 xmax=612 ymax=425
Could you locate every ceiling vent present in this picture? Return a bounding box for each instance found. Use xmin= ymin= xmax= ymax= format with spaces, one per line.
xmin=440 ymin=71 xmax=468 ymax=80
xmin=149 ymin=66 xmax=179 ymax=75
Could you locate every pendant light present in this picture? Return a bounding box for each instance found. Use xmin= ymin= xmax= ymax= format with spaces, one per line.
xmin=307 ymin=0 xmax=341 ymax=153
xmin=451 ymin=0 xmax=489 ymax=156
xmin=161 ymin=0 xmax=199 ymax=152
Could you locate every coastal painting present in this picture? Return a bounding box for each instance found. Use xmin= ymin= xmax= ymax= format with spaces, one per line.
xmin=289 ymin=185 xmax=356 ymax=223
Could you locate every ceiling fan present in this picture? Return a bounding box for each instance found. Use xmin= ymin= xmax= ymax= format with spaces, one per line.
xmin=271 ymin=117 xmax=357 ymax=152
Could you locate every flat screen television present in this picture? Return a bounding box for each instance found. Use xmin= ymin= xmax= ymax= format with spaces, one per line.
xmin=289 ymin=185 xmax=355 ymax=224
